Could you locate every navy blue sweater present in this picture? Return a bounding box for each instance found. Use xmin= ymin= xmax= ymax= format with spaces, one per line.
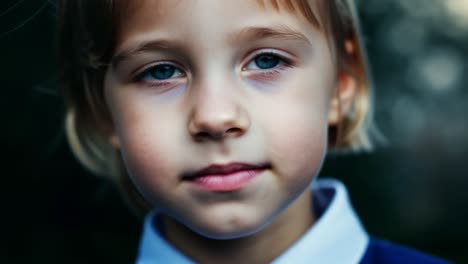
xmin=360 ymin=238 xmax=451 ymax=264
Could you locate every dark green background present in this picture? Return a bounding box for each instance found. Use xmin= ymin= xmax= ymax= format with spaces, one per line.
xmin=2 ymin=0 xmax=467 ymax=263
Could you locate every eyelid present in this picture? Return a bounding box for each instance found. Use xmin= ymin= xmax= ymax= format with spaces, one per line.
xmin=242 ymin=48 xmax=294 ymax=70
xmin=133 ymin=61 xmax=186 ymax=81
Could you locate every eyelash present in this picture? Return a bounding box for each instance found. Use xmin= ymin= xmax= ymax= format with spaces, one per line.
xmin=242 ymin=50 xmax=293 ymax=71
xmin=134 ymin=62 xmax=185 ymax=86
xmin=133 ymin=50 xmax=293 ymax=86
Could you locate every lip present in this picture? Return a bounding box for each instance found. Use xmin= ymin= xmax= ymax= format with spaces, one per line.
xmin=184 ymin=163 xmax=269 ymax=192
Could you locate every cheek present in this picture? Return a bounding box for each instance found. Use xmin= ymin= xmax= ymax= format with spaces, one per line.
xmin=119 ymin=115 xmax=181 ymax=201
xmin=258 ymin=73 xmax=332 ymax=186
xmin=105 ymin=86 xmax=183 ymax=202
xmin=265 ymin=105 xmax=328 ymax=178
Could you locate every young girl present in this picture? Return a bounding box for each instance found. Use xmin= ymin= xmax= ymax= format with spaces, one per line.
xmin=57 ymin=0 xmax=449 ymax=263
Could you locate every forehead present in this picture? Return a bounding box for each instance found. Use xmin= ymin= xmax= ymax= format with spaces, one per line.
xmin=117 ymin=0 xmax=322 ymax=34
xmin=121 ymin=0 xmax=321 ymax=13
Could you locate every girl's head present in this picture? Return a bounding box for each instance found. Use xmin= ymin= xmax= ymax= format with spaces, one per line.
xmin=58 ymin=0 xmax=376 ymax=238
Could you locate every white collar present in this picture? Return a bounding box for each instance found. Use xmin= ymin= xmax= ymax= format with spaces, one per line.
xmin=136 ymin=178 xmax=369 ymax=264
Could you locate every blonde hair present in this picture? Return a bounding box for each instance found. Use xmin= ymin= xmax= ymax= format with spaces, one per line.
xmin=58 ymin=0 xmax=380 ymax=216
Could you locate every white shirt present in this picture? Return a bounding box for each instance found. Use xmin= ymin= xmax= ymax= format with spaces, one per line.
xmin=136 ymin=178 xmax=370 ymax=264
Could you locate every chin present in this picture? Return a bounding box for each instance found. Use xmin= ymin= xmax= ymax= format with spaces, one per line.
xmin=185 ymin=212 xmax=272 ymax=240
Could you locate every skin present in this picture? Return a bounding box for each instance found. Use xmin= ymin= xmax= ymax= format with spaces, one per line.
xmin=103 ymin=0 xmax=356 ymax=262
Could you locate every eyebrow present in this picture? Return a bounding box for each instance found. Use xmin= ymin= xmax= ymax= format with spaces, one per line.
xmin=227 ymin=25 xmax=312 ymax=46
xmin=111 ymin=40 xmax=184 ymax=70
xmin=111 ymin=25 xmax=311 ymax=70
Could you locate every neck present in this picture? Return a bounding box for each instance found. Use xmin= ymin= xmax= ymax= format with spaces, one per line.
xmin=162 ymin=190 xmax=314 ymax=264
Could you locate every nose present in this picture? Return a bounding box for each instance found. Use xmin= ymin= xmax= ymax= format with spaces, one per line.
xmin=188 ymin=86 xmax=250 ymax=141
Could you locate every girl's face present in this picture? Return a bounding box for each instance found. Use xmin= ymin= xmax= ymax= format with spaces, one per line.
xmin=105 ymin=0 xmax=340 ymax=239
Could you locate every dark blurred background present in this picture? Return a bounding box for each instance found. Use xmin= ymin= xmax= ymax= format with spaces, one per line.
xmin=1 ymin=0 xmax=467 ymax=263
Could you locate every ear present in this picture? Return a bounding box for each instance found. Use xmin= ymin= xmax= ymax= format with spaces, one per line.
xmin=95 ymin=109 xmax=121 ymax=149
xmin=108 ymin=133 xmax=121 ymax=149
xmin=94 ymin=117 xmax=121 ymax=149
xmin=328 ymin=71 xmax=357 ymax=125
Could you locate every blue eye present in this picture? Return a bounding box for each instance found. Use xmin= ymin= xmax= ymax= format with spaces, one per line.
xmin=140 ymin=64 xmax=183 ymax=81
xmin=254 ymin=54 xmax=280 ymax=69
xmin=244 ymin=51 xmax=291 ymax=71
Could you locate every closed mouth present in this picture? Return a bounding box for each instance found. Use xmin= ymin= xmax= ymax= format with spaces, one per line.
xmin=183 ymin=162 xmax=271 ymax=180
xmin=182 ymin=162 xmax=270 ymax=191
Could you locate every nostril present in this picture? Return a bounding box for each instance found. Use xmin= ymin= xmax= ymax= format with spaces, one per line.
xmin=193 ymin=127 xmax=243 ymax=141
xmin=195 ymin=131 xmax=214 ymax=140
xmin=226 ymin=127 xmax=242 ymax=135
